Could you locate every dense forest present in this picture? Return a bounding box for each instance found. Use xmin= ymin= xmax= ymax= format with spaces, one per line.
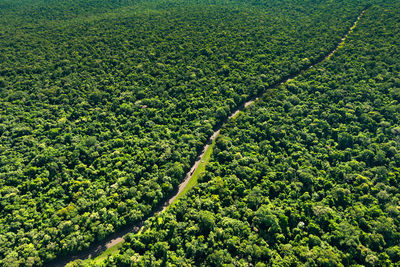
xmin=93 ymin=2 xmax=400 ymax=266
xmin=3 ymin=0 xmax=399 ymax=266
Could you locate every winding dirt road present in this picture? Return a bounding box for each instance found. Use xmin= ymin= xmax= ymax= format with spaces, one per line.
xmin=47 ymin=7 xmax=369 ymax=266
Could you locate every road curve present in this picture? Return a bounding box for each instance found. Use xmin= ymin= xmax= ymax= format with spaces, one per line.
xmin=47 ymin=7 xmax=369 ymax=266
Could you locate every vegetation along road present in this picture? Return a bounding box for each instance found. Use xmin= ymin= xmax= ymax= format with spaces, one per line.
xmin=49 ymin=6 xmax=369 ymax=267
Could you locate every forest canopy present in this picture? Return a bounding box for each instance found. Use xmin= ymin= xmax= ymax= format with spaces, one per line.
xmin=0 ymin=0 xmax=391 ymax=266
xmin=98 ymin=2 xmax=400 ymax=266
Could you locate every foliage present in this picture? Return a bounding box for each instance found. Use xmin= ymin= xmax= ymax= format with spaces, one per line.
xmin=0 ymin=0 xmax=369 ymax=265
xmin=100 ymin=2 xmax=400 ymax=266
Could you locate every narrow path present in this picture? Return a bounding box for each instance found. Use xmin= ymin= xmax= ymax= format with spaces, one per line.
xmin=48 ymin=7 xmax=368 ymax=266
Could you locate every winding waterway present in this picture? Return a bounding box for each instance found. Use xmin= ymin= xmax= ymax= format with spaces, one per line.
xmin=48 ymin=7 xmax=368 ymax=266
